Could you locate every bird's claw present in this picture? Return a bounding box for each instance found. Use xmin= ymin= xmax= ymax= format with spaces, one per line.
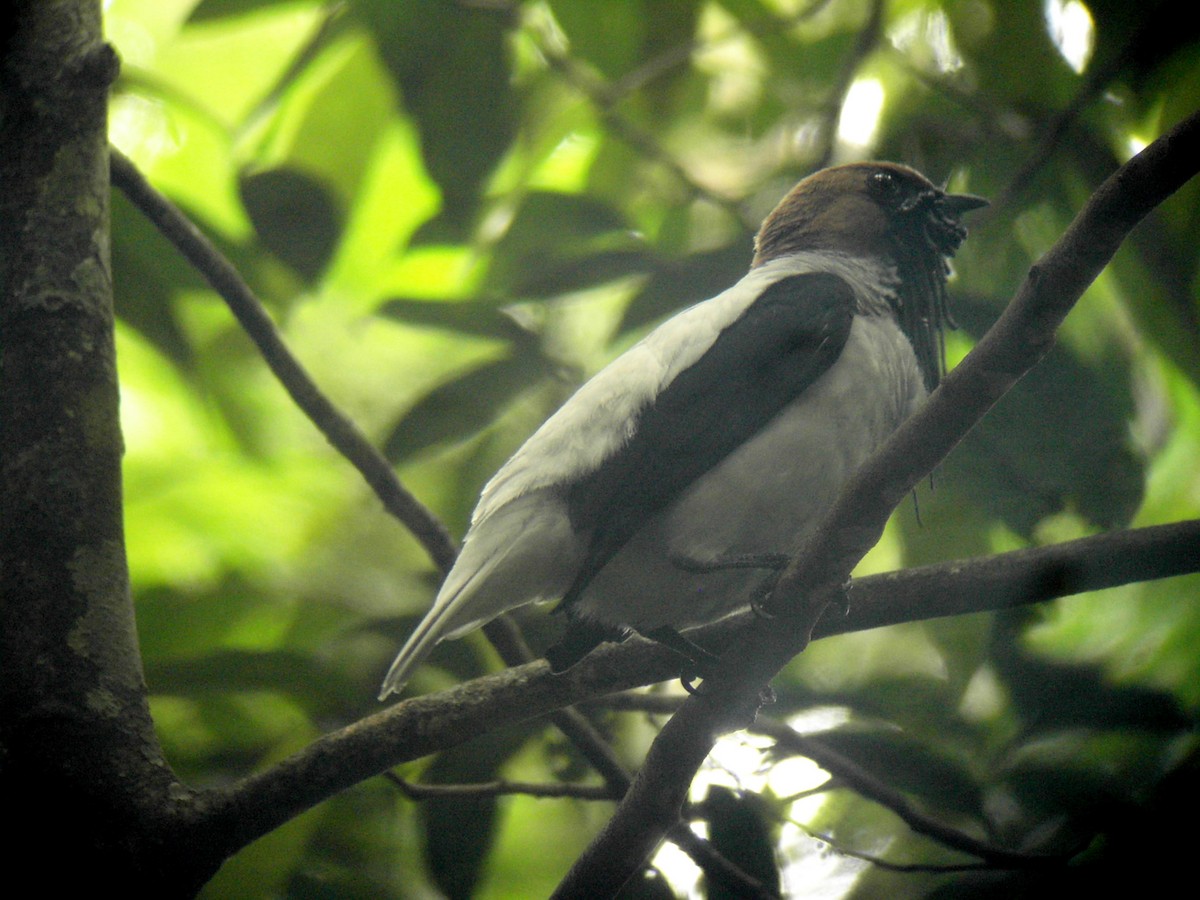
xmin=830 ymin=582 xmax=851 ymax=616
xmin=680 ymin=664 xmax=703 ymax=694
xmin=749 ymin=594 xmax=776 ymax=620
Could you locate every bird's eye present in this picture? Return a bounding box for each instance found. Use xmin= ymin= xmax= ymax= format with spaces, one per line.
xmin=869 ymin=170 xmax=901 ymax=202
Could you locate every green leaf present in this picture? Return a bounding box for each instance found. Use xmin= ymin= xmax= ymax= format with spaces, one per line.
xmin=487 ymin=191 xmax=654 ymax=297
xmin=946 ymin=294 xmax=1145 ymax=537
xmin=420 ymin=724 xmax=539 ymax=900
xmin=357 ymin=0 xmax=520 ymax=231
xmin=239 ymin=166 xmax=342 ymax=280
xmin=383 ymin=354 xmax=549 ymax=462
xmin=700 ymin=785 xmax=781 ymax=899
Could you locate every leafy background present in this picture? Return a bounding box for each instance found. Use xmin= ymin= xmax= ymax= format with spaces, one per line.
xmin=105 ymin=0 xmax=1200 ymax=896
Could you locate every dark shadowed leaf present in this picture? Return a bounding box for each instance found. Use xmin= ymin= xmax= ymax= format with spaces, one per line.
xmin=356 ymin=0 xmax=520 ymax=232
xmin=990 ymin=609 xmax=1192 ymax=735
xmin=488 ymin=191 xmax=655 ymax=297
xmin=239 ymin=166 xmax=342 ymax=281
xmin=700 ymin=785 xmax=781 ymax=899
xmin=811 ymin=724 xmax=984 ymax=819
xmin=618 ymin=234 xmax=755 ymax=333
xmin=379 ymin=297 xmax=536 ymax=341
xmin=946 ymin=295 xmax=1145 ymax=537
xmin=383 ymin=354 xmax=550 ymax=462
xmin=420 ymin=723 xmax=540 ymax=900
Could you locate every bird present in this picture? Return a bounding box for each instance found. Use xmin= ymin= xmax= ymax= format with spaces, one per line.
xmin=379 ymin=161 xmax=986 ymax=699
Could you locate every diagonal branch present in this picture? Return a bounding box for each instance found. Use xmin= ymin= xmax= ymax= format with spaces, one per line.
xmin=549 ymin=109 xmax=1200 ymax=899
xmin=386 ymin=772 xmax=620 ymax=801
xmin=108 ymin=149 xmax=459 ymax=573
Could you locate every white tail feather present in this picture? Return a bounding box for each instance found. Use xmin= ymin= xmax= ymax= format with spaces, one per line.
xmin=378 ymin=492 xmax=581 ymax=699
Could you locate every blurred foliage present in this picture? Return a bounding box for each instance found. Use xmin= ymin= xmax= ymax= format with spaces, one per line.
xmin=104 ymin=0 xmax=1200 ymax=896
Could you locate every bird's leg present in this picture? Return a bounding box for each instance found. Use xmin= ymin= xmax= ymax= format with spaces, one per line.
xmin=825 ymin=581 xmax=852 ymax=617
xmin=748 ymin=571 xmax=782 ymax=620
xmin=668 ymin=551 xmax=793 ymax=620
xmin=545 ymin=619 xmax=630 ymax=673
xmin=667 ymin=551 xmax=790 ymax=574
xmin=644 ymin=627 xmax=776 ymax=710
xmin=642 ymin=626 xmax=722 ymax=693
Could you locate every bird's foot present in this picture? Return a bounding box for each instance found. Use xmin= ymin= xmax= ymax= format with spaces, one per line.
xmin=749 ymin=572 xmax=783 ymax=619
xmin=829 ymin=581 xmax=852 ymax=617
xmin=646 ymin=627 xmax=776 ymax=720
xmin=754 ymin=575 xmax=852 ymax=622
xmin=544 ymin=619 xmax=630 ymax=673
xmin=747 ymin=560 xmax=799 ymax=619
xmin=644 ymin=626 xmax=722 ymax=693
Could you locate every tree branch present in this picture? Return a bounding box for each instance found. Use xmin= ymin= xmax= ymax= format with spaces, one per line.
xmin=385 ymin=772 xmax=620 ymax=802
xmin=192 ymin=517 xmax=1198 ymax=860
xmin=108 ymin=149 xmax=459 ymax=573
xmin=549 ymin=110 xmax=1200 ymax=899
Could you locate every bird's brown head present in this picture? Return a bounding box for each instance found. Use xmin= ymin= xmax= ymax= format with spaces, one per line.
xmin=754 ymin=162 xmax=987 ymax=390
xmin=753 ymin=161 xmax=986 ymax=268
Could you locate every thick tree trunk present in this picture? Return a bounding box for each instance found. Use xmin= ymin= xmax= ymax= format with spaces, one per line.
xmin=0 ymin=3 xmax=209 ymax=893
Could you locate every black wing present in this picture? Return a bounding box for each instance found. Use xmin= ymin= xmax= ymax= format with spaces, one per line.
xmin=559 ymin=271 xmax=856 ymax=610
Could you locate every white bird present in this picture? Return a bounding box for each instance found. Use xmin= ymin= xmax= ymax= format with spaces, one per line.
xmin=380 ymin=161 xmax=985 ymax=699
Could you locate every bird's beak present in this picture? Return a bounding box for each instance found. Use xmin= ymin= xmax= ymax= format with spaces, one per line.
xmin=941 ymin=192 xmax=989 ymax=216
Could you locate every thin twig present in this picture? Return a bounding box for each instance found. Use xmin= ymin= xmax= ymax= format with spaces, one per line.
xmin=798 ymin=830 xmax=995 ymax=873
xmin=385 ymin=772 xmax=619 ymax=802
xmin=750 ymin=718 xmax=1072 ymax=868
xmin=108 ymin=148 xmax=459 ymax=574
